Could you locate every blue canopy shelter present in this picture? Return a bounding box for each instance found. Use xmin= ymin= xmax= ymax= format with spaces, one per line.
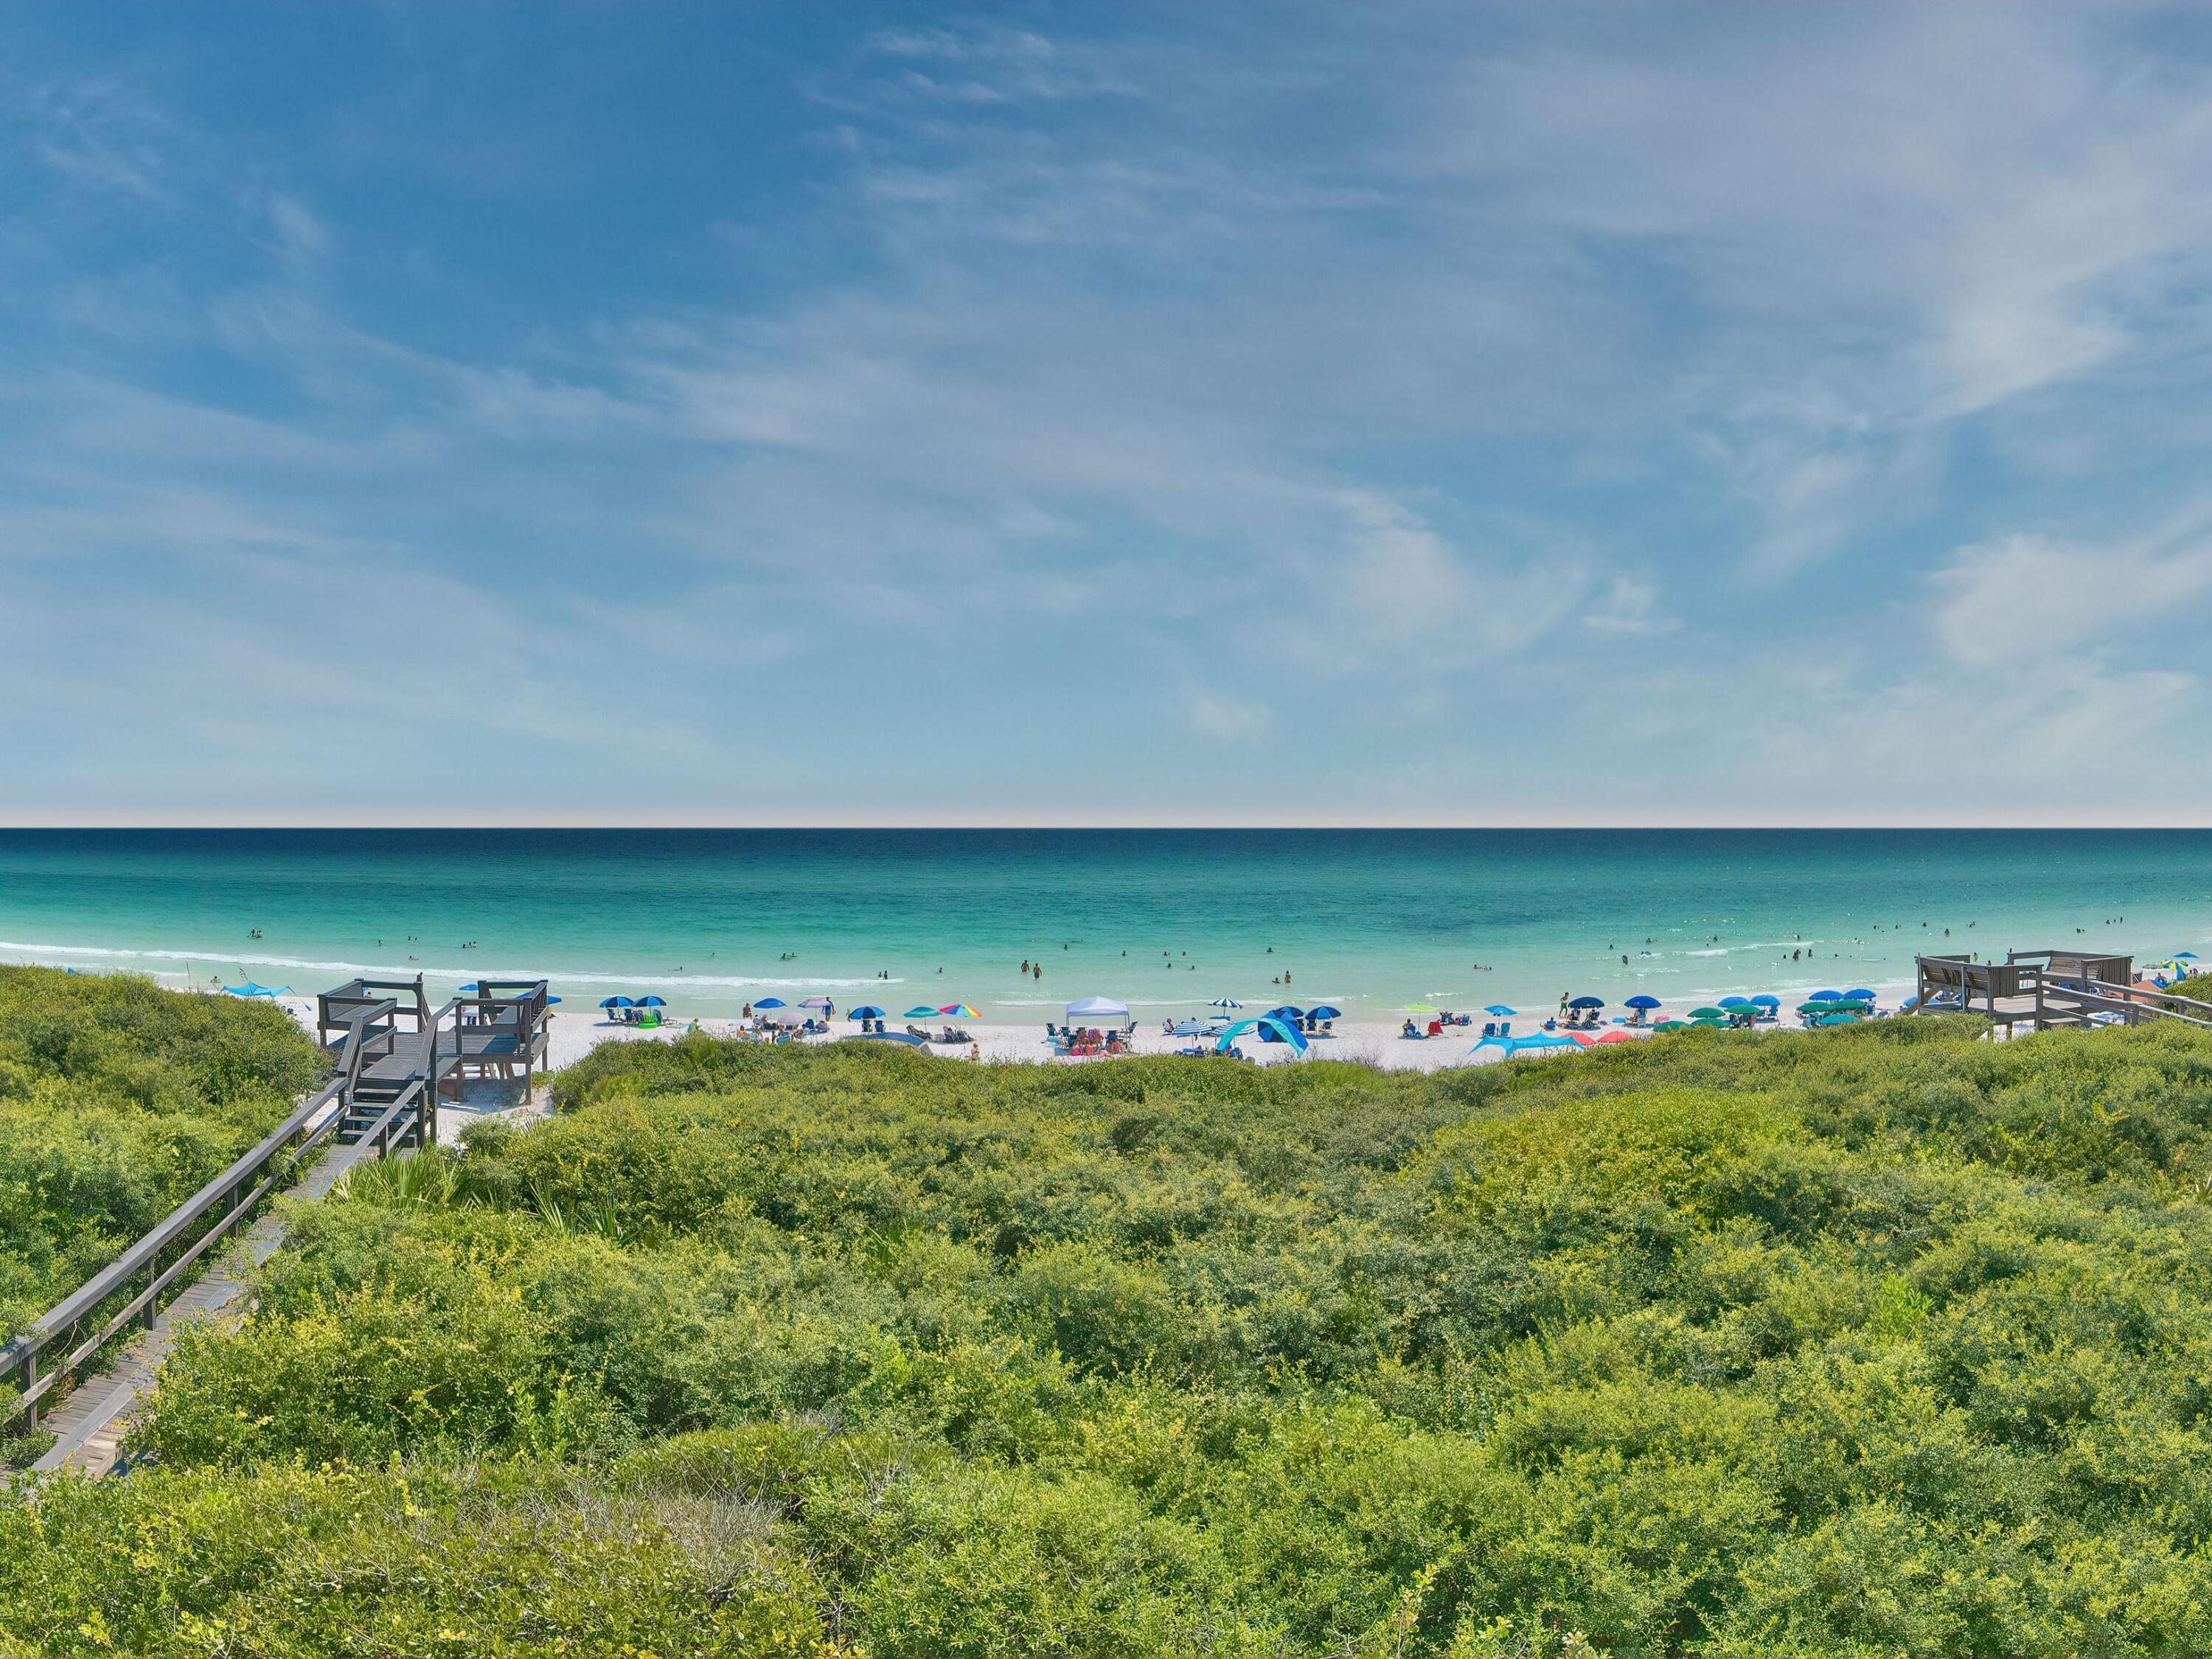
xmin=224 ymin=981 xmax=291 ymax=999
xmin=1468 ymin=1032 xmax=1579 ymax=1062
xmin=1216 ymin=1016 xmax=1308 ymax=1055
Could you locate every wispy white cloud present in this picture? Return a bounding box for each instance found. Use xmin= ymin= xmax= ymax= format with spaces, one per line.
xmin=6 ymin=6 xmax=2212 ymax=822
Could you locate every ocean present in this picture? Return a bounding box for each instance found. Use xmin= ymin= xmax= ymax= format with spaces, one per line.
xmin=0 ymin=829 xmax=2202 ymax=1021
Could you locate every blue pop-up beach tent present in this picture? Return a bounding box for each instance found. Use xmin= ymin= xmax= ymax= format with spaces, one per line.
xmin=224 ymin=981 xmax=291 ymax=999
xmin=1216 ymin=1016 xmax=1307 ymax=1055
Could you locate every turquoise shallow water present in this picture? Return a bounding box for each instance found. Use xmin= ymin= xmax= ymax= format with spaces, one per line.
xmin=0 ymin=830 xmax=2205 ymax=1021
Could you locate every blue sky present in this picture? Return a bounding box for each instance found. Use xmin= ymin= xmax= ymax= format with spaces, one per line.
xmin=5 ymin=3 xmax=2212 ymax=824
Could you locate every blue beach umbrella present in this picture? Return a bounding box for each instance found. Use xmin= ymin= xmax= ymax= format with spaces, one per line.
xmin=902 ymin=1005 xmax=941 ymax=1019
xmin=1568 ymin=995 xmax=1604 ymax=1009
xmin=1207 ymin=997 xmax=1245 ymax=1009
xmin=224 ymin=981 xmax=291 ymax=999
xmin=1809 ymin=990 xmax=1841 ymax=1001
xmin=1305 ymin=1004 xmax=1343 ymax=1020
xmin=1750 ymin=994 xmax=1780 ymax=1009
xmin=1844 ymin=989 xmax=1877 ymax=1001
xmin=1718 ymin=995 xmax=1752 ymax=1008
xmin=849 ymin=1005 xmax=886 ymax=1020
xmin=599 ymin=996 xmax=633 ymax=1009
xmin=1625 ymin=995 xmax=1662 ymax=1010
xmin=2178 ymin=953 xmax=2200 ymax=961
xmin=636 ymin=995 xmax=667 ymax=1008
xmin=754 ymin=997 xmax=787 ymax=1009
xmin=1266 ymin=1005 xmax=1305 ymax=1021
xmin=1484 ymin=1004 xmax=1517 ymax=1017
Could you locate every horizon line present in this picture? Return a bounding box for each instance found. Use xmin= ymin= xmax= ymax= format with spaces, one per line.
xmin=5 ymin=819 xmax=2212 ymax=833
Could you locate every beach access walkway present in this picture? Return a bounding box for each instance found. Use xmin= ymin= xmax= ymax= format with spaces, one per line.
xmin=0 ymin=978 xmax=549 ymax=1477
xmin=1913 ymin=950 xmax=2212 ymax=1035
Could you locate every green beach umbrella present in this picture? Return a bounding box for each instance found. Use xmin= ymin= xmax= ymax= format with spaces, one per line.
xmin=1653 ymin=1019 xmax=1688 ymax=1031
xmin=1402 ymin=1003 xmax=1438 ymax=1013
xmin=1689 ymin=1006 xmax=1728 ymax=1019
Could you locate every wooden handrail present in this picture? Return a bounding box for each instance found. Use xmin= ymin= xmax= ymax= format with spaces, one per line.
xmin=0 ymin=1070 xmax=349 ymax=1427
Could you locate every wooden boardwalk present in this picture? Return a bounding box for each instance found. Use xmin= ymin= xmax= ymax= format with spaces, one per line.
xmin=1913 ymin=950 xmax=2212 ymax=1035
xmin=4 ymin=976 xmax=551 ymax=1478
xmin=28 ymin=1128 xmax=364 ymax=1475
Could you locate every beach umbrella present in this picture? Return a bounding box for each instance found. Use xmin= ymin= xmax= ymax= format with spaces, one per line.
xmin=1718 ymin=995 xmax=1752 ymax=1008
xmin=1564 ymin=1029 xmax=1596 ymax=1046
xmin=1305 ymin=1004 xmax=1343 ymax=1020
xmin=939 ymin=1004 xmax=980 ymax=1018
xmin=2178 ymin=952 xmax=2200 ymax=961
xmin=1690 ymin=1015 xmax=1725 ymax=1026
xmin=1795 ymin=1002 xmax=1831 ymax=1014
xmin=1689 ymin=1006 xmax=1728 ymax=1019
xmin=849 ymin=1005 xmax=886 ymax=1020
xmin=1596 ymin=1029 xmax=1640 ymax=1044
xmin=799 ymin=995 xmax=834 ymax=1009
xmin=1817 ymin=1010 xmax=1860 ymax=1026
xmin=1568 ymin=995 xmax=1604 ymax=1009
xmin=1207 ymin=997 xmax=1245 ymax=1009
xmin=765 ymin=1006 xmax=810 ymax=1026
xmin=902 ymin=1005 xmax=941 ymax=1019
xmin=1809 ymin=990 xmax=1841 ymax=1001
xmin=1750 ymin=993 xmax=1781 ymax=1009
xmin=636 ymin=995 xmax=667 ymax=1008
xmin=1266 ymin=1005 xmax=1305 ymax=1021
xmin=754 ymin=997 xmax=787 ymax=1009
xmin=1402 ymin=1003 xmax=1438 ymax=1013
xmin=1844 ymin=989 xmax=1877 ymax=1001
xmin=1653 ymin=1019 xmax=1688 ymax=1031
xmin=1625 ymin=995 xmax=1662 ymax=1010
xmin=1484 ymin=1004 xmax=1517 ymax=1017
xmin=599 ymin=996 xmax=633 ymax=1009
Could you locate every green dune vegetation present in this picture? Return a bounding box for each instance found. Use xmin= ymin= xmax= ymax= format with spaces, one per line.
xmin=0 ymin=967 xmax=317 ymax=1348
xmin=12 ymin=1009 xmax=2212 ymax=1654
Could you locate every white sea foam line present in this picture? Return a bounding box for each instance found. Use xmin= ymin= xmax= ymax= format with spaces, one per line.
xmin=0 ymin=940 xmax=899 ymax=991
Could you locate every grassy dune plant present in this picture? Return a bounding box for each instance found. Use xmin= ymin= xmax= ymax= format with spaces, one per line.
xmin=0 ymin=967 xmax=318 ymax=1343
xmin=10 ymin=1017 xmax=2212 ymax=1652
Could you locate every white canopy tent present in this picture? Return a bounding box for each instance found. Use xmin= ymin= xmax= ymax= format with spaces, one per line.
xmin=1065 ymin=995 xmax=1132 ymax=1029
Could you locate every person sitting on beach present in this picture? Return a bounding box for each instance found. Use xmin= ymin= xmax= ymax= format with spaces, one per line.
xmin=1402 ymin=1018 xmax=1420 ymax=1038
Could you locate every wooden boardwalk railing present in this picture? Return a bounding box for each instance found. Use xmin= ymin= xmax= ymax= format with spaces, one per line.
xmin=0 ymin=996 xmax=447 ymax=1468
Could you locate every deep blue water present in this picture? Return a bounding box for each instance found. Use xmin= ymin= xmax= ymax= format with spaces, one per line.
xmin=0 ymin=829 xmax=2204 ymax=1019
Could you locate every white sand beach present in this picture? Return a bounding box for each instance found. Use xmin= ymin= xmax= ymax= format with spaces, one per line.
xmin=264 ymin=990 xmax=1924 ymax=1082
